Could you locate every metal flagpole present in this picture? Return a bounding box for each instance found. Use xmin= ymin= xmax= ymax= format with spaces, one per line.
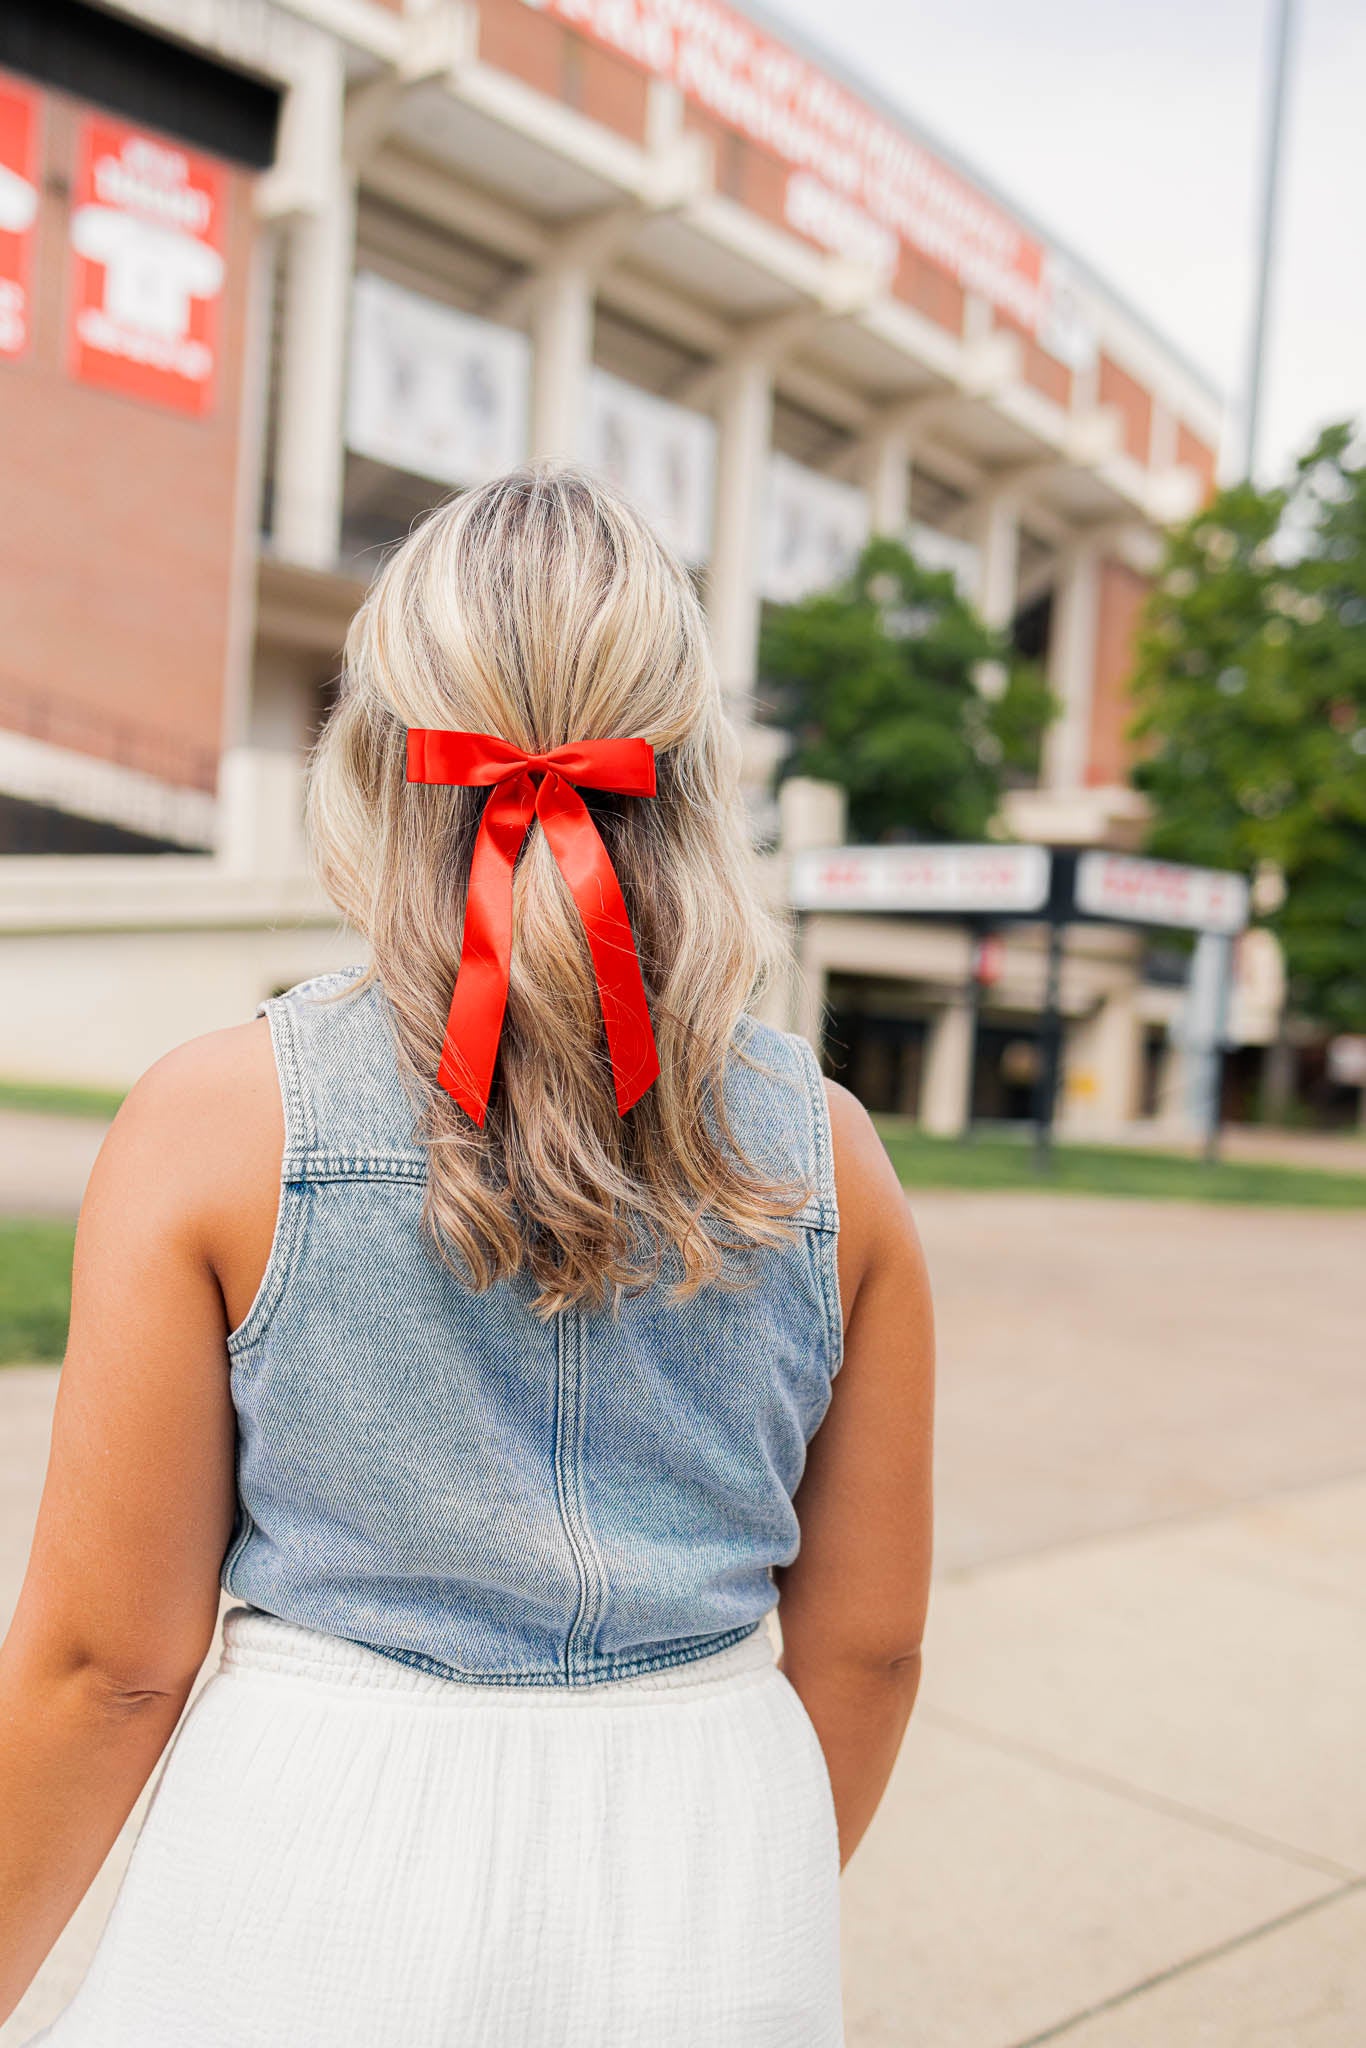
xmin=1241 ymin=0 xmax=1296 ymax=480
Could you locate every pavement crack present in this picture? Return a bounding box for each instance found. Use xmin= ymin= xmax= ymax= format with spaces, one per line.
xmin=920 ymin=1706 xmax=1363 ymax=1883
xmin=1004 ymin=1877 xmax=1365 ymax=2048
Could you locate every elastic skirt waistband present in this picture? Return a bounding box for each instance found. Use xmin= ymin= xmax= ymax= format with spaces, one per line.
xmin=217 ymin=1604 xmax=778 ymax=1706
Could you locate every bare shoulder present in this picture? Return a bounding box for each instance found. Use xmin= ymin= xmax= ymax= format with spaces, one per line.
xmin=105 ymin=1018 xmax=277 ymax=1152
xmin=86 ymin=1019 xmax=282 ymax=1241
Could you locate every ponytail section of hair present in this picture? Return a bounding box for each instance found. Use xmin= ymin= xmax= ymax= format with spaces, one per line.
xmin=304 ymin=462 xmax=811 ymax=1316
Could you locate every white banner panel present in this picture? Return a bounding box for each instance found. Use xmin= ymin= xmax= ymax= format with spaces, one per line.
xmin=907 ymin=521 xmax=981 ymax=600
xmin=585 ymin=369 xmax=715 ymax=564
xmin=1074 ymin=853 xmax=1249 ymax=935
xmin=762 ymin=454 xmax=869 ymax=604
xmin=345 ymin=271 xmax=529 ymax=490
xmin=791 ymin=844 xmax=1051 ymax=916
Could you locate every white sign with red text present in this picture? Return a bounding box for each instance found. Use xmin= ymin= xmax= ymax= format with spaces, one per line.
xmin=1075 ymin=853 xmax=1249 ymax=935
xmin=762 ymin=453 xmax=868 ymax=603
xmin=67 ymin=115 xmax=228 ymax=415
xmin=791 ymin=844 xmax=1051 ymax=916
xmin=345 ymin=270 xmax=530 ymax=487
xmin=586 ymin=368 xmax=715 ymax=564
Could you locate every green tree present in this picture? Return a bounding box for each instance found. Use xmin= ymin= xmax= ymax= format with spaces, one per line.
xmin=1130 ymin=421 xmax=1366 ymax=1031
xmin=759 ymin=534 xmax=1055 ymax=842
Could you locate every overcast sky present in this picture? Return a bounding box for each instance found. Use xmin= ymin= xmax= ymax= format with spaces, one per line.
xmin=766 ymin=0 xmax=1363 ymax=487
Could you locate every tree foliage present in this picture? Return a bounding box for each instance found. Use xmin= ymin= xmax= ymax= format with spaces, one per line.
xmin=1131 ymin=422 xmax=1366 ymax=1030
xmin=759 ymin=534 xmax=1055 ymax=843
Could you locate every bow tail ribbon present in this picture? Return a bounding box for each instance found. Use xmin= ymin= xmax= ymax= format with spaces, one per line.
xmin=435 ymin=771 xmax=537 ymax=1124
xmin=534 ymin=773 xmax=660 ymax=1117
xmin=435 ymin=768 xmax=657 ymax=1126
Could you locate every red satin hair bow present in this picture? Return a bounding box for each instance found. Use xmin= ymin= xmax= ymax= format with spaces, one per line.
xmin=405 ymin=728 xmax=660 ymax=1127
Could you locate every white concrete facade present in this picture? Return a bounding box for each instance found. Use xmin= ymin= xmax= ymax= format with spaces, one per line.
xmin=0 ymin=0 xmax=1235 ymax=1137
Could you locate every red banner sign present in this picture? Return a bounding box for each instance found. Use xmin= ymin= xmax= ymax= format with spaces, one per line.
xmin=520 ymin=0 xmax=1072 ymax=341
xmin=67 ymin=114 xmax=227 ymax=416
xmin=0 ymin=73 xmax=41 ymax=362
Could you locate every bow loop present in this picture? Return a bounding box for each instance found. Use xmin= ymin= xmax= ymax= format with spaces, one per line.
xmin=405 ymin=727 xmax=659 ymax=1126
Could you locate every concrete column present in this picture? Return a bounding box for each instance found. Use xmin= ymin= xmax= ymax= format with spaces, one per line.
xmin=778 ymin=774 xmax=847 ymax=855
xmin=219 ymin=225 xmax=278 ymax=766
xmin=528 ymin=264 xmax=594 ymax=461
xmin=1152 ymin=1032 xmax=1194 ymax=1139
xmin=217 ymin=652 xmax=313 ymax=876
xmin=861 ymin=427 xmax=911 ymax=538
xmin=272 ymin=44 xmax=355 ymax=570
xmin=1042 ymin=540 xmax=1102 ymax=792
xmin=968 ymin=485 xmax=1021 ymax=700
xmin=217 ymin=748 xmax=310 ymax=876
xmin=774 ymin=779 xmax=846 ymax=1043
xmin=972 ymin=487 xmax=1022 ymax=631
xmin=1059 ymin=985 xmax=1143 ymax=1136
xmin=921 ymin=1000 xmax=973 ymax=1137
xmin=706 ymin=354 xmax=774 ymax=714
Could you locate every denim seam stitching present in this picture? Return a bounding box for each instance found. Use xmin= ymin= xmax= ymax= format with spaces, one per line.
xmin=275 ymin=984 xmax=317 ymax=1156
xmin=282 ymin=1154 xmax=427 ymax=1183
xmin=225 ymin=1184 xmax=310 ymax=1362
xmin=567 ymin=1309 xmax=607 ymax=1670
xmin=554 ymin=1310 xmax=596 ymax=1682
xmin=792 ymin=1030 xmax=845 ymax=1378
xmin=225 ymin=997 xmax=311 ymax=1358
xmin=220 ymin=1502 xmax=258 ymax=1593
xmin=336 ymin=1619 xmax=765 ymax=1689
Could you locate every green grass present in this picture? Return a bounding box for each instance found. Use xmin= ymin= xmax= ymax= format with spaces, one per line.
xmin=874 ymin=1118 xmax=1366 ymax=1208
xmin=0 ymin=1222 xmax=76 ymax=1365
xmin=0 ymin=1077 xmax=124 ymax=1119
xmin=2 ymin=1124 xmax=1362 ymax=1370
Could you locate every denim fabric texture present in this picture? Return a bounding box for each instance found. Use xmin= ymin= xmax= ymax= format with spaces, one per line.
xmin=221 ymin=965 xmax=843 ymax=1689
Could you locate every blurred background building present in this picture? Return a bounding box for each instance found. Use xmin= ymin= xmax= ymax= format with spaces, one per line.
xmin=0 ymin=0 xmax=1278 ymax=1137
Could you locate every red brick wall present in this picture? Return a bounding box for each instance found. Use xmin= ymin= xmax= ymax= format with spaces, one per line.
xmin=892 ymin=247 xmax=965 ymax=336
xmin=1087 ymin=558 xmax=1151 ymax=785
xmin=0 ymin=89 xmax=254 ymax=785
xmin=1098 ymin=352 xmax=1153 ymax=466
xmin=478 ymin=0 xmax=649 ymax=144
xmin=683 ymin=110 xmax=790 ymax=225
xmin=478 ymin=0 xmax=564 ymax=100
xmin=1177 ymin=421 xmax=1218 ymax=502
xmin=994 ymin=309 xmax=1072 ymax=408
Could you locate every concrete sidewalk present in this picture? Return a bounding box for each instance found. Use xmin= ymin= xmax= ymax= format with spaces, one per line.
xmin=3 ymin=1192 xmax=1363 ymax=2045
xmin=844 ymin=1473 xmax=1366 ymax=2045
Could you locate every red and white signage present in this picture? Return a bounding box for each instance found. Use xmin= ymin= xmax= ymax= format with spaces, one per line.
xmin=1074 ymin=853 xmax=1249 ymax=936
xmin=0 ymin=74 xmax=41 ymax=362
xmin=791 ymin=844 xmax=1051 ymax=917
xmin=519 ymin=0 xmax=1082 ymax=350
xmin=67 ymin=115 xmax=227 ymax=416
xmin=972 ymin=933 xmax=1007 ymax=986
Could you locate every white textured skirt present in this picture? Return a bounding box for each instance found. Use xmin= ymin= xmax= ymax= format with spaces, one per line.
xmin=25 ymin=1605 xmax=845 ymax=2047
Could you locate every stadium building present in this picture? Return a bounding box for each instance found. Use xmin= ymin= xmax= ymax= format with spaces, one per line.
xmin=0 ymin=0 xmax=1279 ymax=1132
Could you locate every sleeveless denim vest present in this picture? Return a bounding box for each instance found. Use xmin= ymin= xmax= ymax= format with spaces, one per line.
xmin=221 ymin=965 xmax=842 ymax=1688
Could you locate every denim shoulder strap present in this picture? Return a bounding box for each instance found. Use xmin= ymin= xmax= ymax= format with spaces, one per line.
xmin=256 ymin=965 xmax=423 ymax=1178
xmin=726 ymin=1014 xmax=838 ymax=1233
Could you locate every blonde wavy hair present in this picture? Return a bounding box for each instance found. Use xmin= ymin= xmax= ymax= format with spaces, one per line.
xmin=305 ymin=461 xmax=807 ymax=1315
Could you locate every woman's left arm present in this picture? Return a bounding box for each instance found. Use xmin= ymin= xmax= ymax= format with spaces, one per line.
xmin=0 ymin=1032 xmax=263 ymax=2022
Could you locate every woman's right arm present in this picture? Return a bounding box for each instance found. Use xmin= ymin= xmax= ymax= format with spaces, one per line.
xmin=773 ymin=1077 xmax=935 ymax=1872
